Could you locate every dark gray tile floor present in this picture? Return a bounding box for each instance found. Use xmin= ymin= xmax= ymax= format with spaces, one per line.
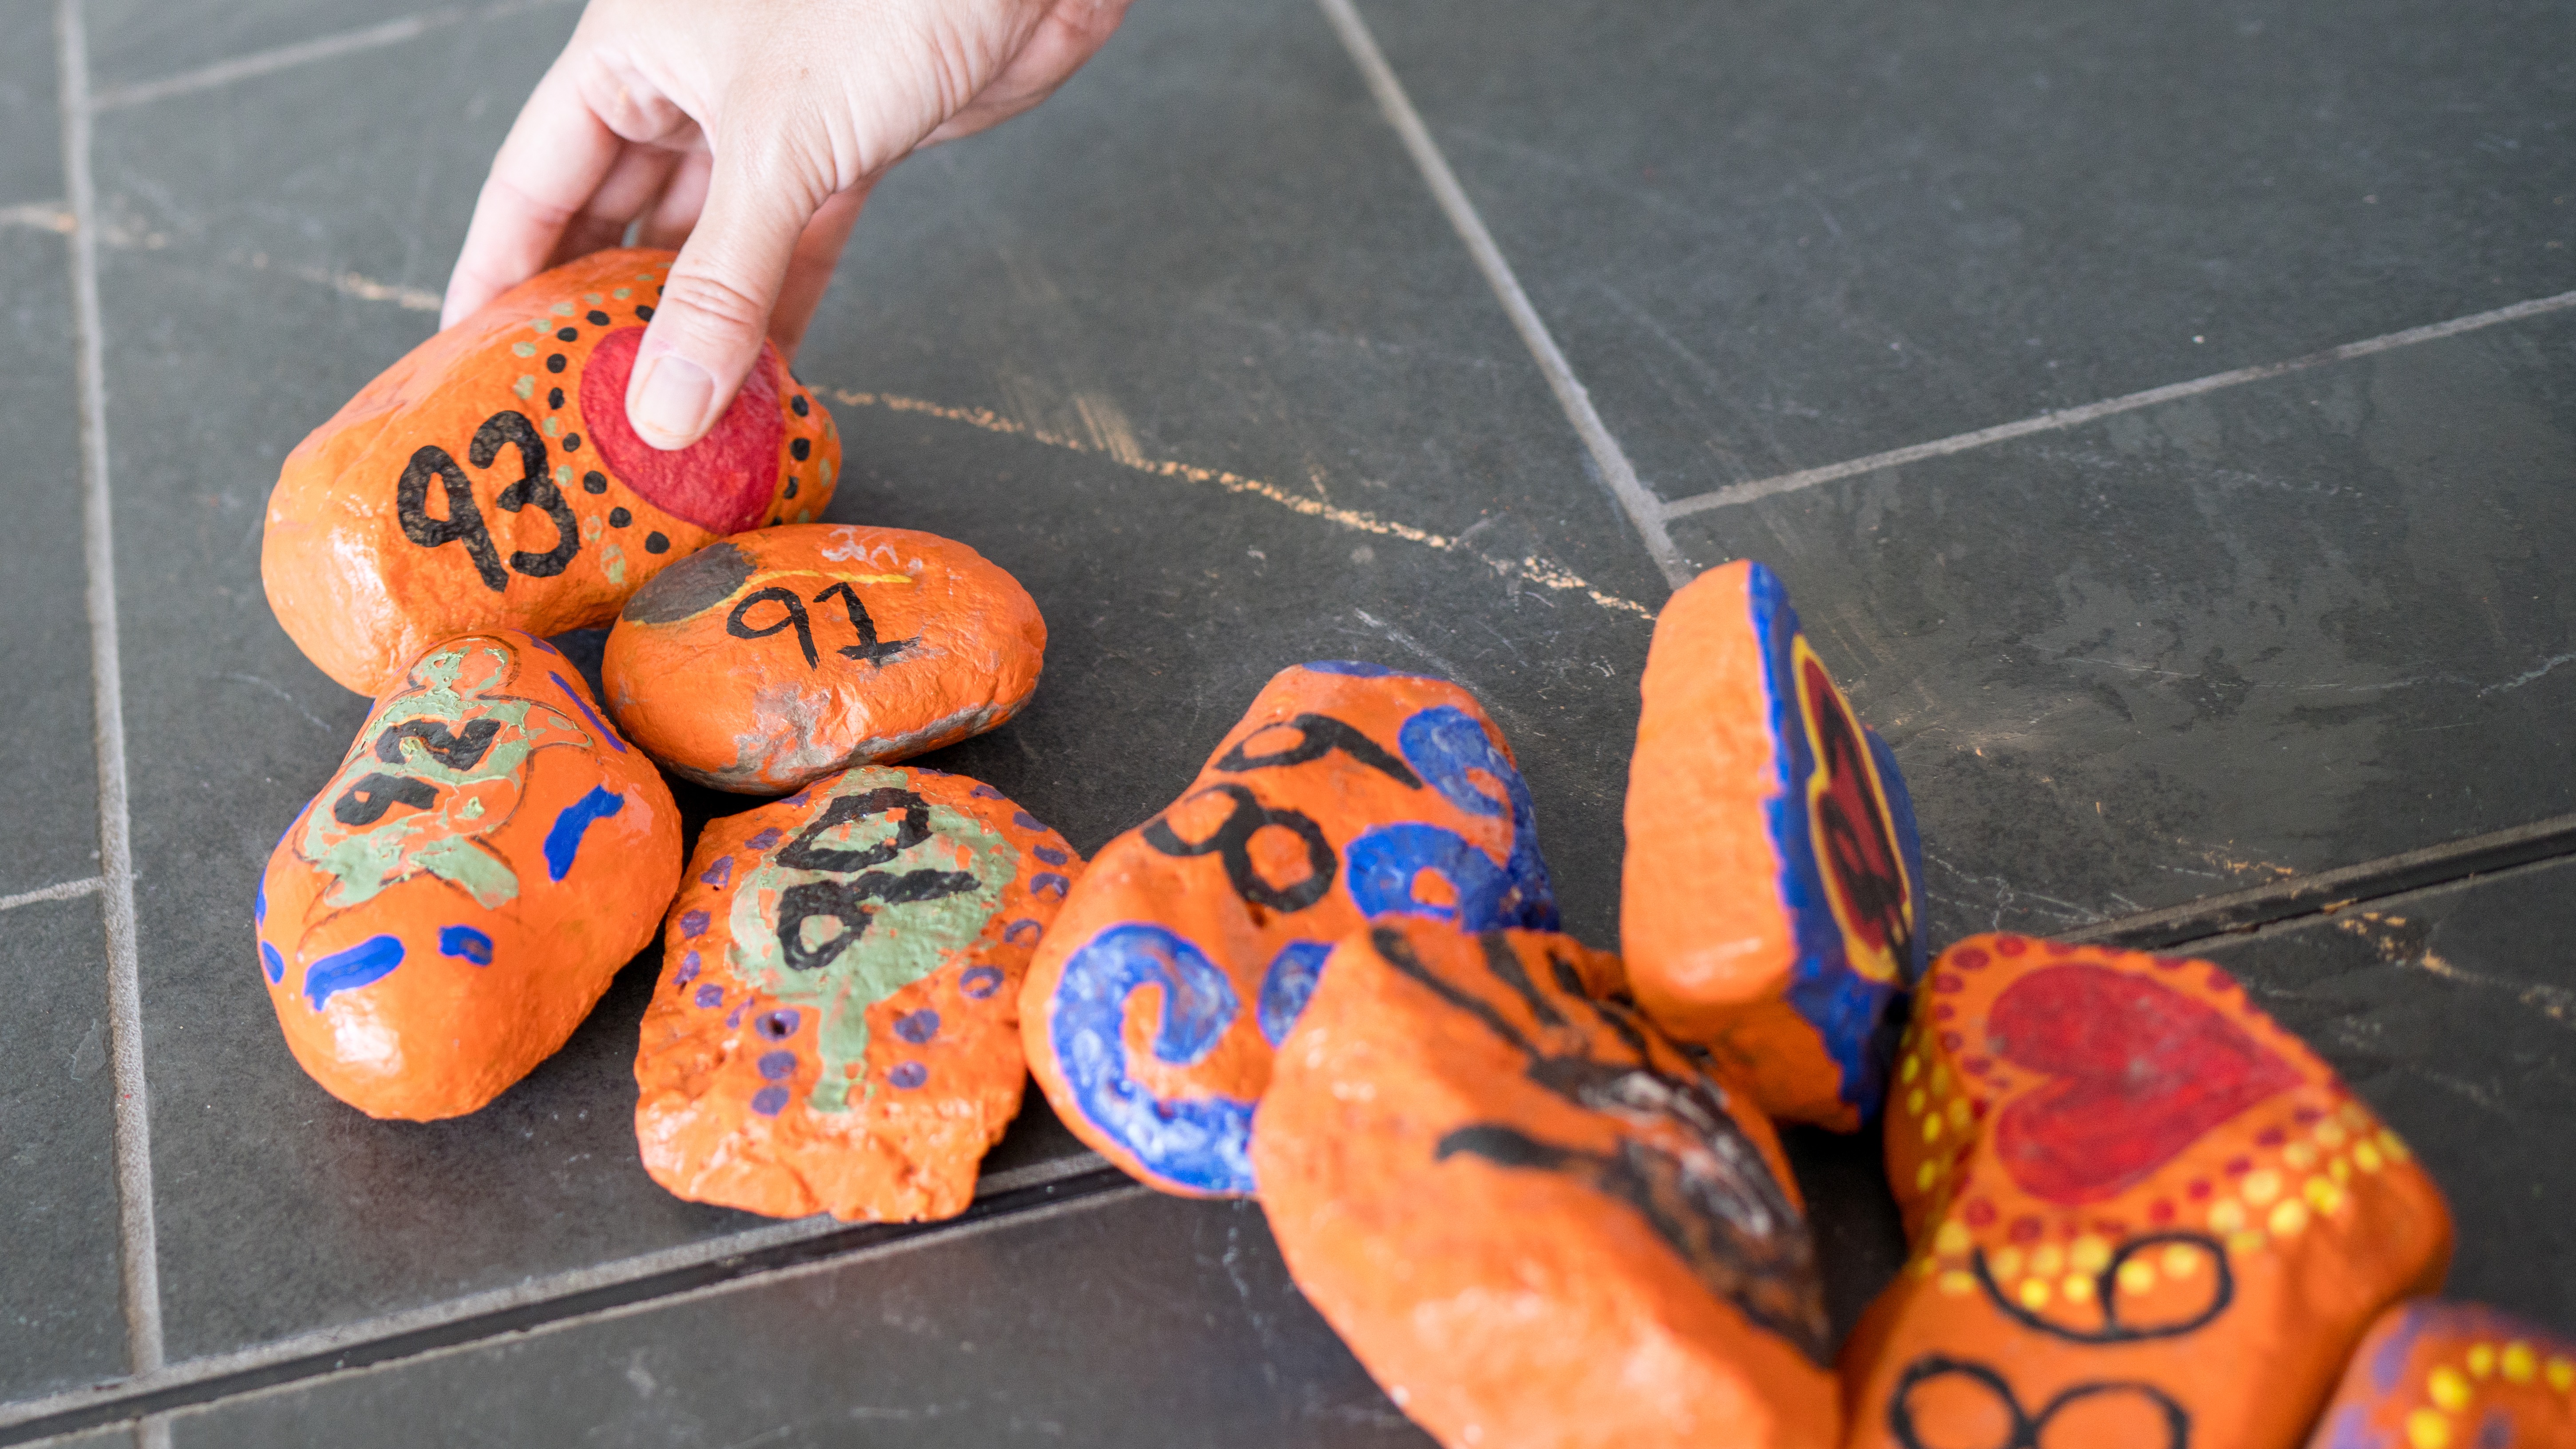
xmin=1 ymin=0 xmax=2570 ymax=1441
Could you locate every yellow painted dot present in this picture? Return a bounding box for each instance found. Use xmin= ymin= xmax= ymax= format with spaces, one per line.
xmin=2316 ymin=1120 xmax=2349 ymax=1147
xmin=1901 ymin=1054 xmax=1920 ymax=1083
xmin=1915 ymin=1161 xmax=1940 ymax=1191
xmin=2344 ymin=1102 xmax=2375 ymax=1128
xmin=1907 ymin=1089 xmax=1927 ymax=1115
xmin=2503 ymin=1344 xmax=2536 ymax=1384
xmin=2305 ymin=1177 xmax=2346 ymax=1215
xmin=2468 ymin=1345 xmax=2496 ymax=1379
xmin=2407 ymin=1409 xmax=2452 ymax=1449
xmin=2071 ymin=1236 xmax=2112 ymax=1274
xmin=1913 ymin=1255 xmax=1939 ymax=1278
xmin=2544 ymin=1357 xmax=2572 ymax=1392
xmin=2330 ymin=1156 xmax=2353 ymax=1184
xmin=2209 ymin=1200 xmax=2248 ymax=1234
xmin=1931 ymin=1064 xmax=1950 ymax=1095
xmin=2031 ymin=1244 xmax=2065 ymax=1276
xmin=2428 ymin=1366 xmax=2472 ymax=1411
xmin=2269 ymin=1200 xmax=2309 ymax=1236
xmin=2018 ymin=1278 xmax=2053 ymax=1310
xmin=1992 ymin=1247 xmax=2024 ymax=1281
xmin=1938 ymin=1271 xmax=1976 ymax=1297
xmin=1923 ymin=1115 xmax=1944 ymax=1144
xmin=1948 ymin=1098 xmax=1973 ymax=1127
xmin=1935 ymin=1221 xmax=1972 ymax=1257
xmin=2242 ymin=1170 xmax=2283 ymax=1205
xmin=2355 ymin=1141 xmax=2386 ymax=1172
xmin=2284 ymin=1141 xmax=2319 ymax=1169
xmin=2382 ymin=1129 xmax=2414 ymax=1162
xmin=2062 ymin=1275 xmax=2095 ymax=1303
xmin=2162 ymin=1243 xmax=2203 ymax=1278
xmin=2228 ymin=1229 xmax=2268 ymax=1255
xmin=2117 ymin=1259 xmax=2157 ymax=1295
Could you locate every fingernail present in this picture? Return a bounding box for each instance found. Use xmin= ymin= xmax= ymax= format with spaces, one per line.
xmin=630 ymin=351 xmax=714 ymax=450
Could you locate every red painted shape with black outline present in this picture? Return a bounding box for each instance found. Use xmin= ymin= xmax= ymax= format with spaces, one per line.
xmin=580 ymin=328 xmax=784 ymax=535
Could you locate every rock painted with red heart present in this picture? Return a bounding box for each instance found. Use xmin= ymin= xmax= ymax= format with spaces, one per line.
xmin=1622 ymin=559 xmax=1926 ymax=1132
xmin=1842 ymin=934 xmax=2454 ymax=1449
xmin=253 ymin=629 xmax=680 ymax=1120
xmin=2305 ymin=1299 xmax=2576 ymax=1449
xmin=263 ymin=248 xmax=839 ymax=695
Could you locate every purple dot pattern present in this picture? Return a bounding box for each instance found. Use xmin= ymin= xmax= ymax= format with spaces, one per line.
xmin=694 ymin=983 xmax=723 ymax=1009
xmin=1033 ymin=844 xmax=1070 ymax=866
xmin=755 ymin=1008 xmax=802 ymax=1041
xmin=698 ymin=856 xmax=734 ymax=888
xmin=888 ymin=1062 xmax=928 ymax=1090
xmin=673 ymin=951 xmax=700 ymax=987
xmin=971 ymin=784 xmax=1005 ymax=800
xmin=1031 ymin=872 xmax=1070 ymax=899
xmin=750 ymin=1085 xmax=789 ymax=1116
xmin=894 ymin=1009 xmax=941 ymax=1044
xmin=757 ymin=1050 xmax=797 ymax=1080
xmin=960 ymin=966 xmax=1004 ymax=999
xmin=1003 ymin=919 xmax=1042 ymax=946
xmin=744 ymin=827 xmax=783 ymax=850
xmin=1012 ymin=811 xmax=1047 ymax=832
xmin=725 ymin=1000 xmax=748 ymax=1029
xmin=679 ymin=909 xmax=710 ymax=939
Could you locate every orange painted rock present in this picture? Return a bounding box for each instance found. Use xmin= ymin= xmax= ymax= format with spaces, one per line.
xmin=253 ymin=630 xmax=680 ymax=1119
xmin=2307 ymin=1300 xmax=2576 ymax=1449
xmin=634 ymin=766 xmax=1080 ymax=1221
xmin=601 ymin=525 xmax=1045 ymax=793
xmin=1020 ymin=661 xmax=1557 ymax=1196
xmin=1842 ymin=934 xmax=2454 ymax=1449
xmin=1623 ymin=558 xmax=1926 ymax=1132
xmin=1254 ymin=920 xmax=1836 ymax=1449
xmin=263 ymin=248 xmax=839 ymax=695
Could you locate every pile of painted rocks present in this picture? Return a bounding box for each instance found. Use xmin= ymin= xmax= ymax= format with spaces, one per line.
xmin=252 ymin=251 xmax=2572 ymax=1449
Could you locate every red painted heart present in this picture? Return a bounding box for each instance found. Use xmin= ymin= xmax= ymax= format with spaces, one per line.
xmin=579 ymin=327 xmax=784 ymax=536
xmin=1990 ymin=962 xmax=2300 ymax=1205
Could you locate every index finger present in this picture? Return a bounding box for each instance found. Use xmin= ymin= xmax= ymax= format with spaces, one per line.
xmin=442 ymin=56 xmax=631 ymax=327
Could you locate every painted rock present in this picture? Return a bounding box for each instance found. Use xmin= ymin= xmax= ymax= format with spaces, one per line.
xmin=1622 ymin=558 xmax=1926 ymax=1132
xmin=2307 ymin=1300 xmax=2576 ymax=1449
xmin=1019 ymin=661 xmax=1557 ymax=1197
xmin=634 ymin=766 xmax=1080 ymax=1221
xmin=254 ymin=630 xmax=680 ymax=1119
xmin=263 ymin=248 xmax=840 ymax=695
xmin=601 ymin=525 xmax=1045 ymax=793
xmin=1254 ymin=920 xmax=1836 ymax=1449
xmin=1842 ymin=934 xmax=2454 ymax=1449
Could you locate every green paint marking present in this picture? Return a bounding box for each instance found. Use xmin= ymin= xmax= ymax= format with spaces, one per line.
xmin=543 ymin=415 xmax=562 ymax=437
xmin=727 ymin=769 xmax=1019 ymax=1114
xmin=613 ymin=287 xmax=632 ymax=301
xmin=553 ymin=464 xmax=573 ymax=486
xmin=514 ymin=375 xmax=535 ymax=401
xmin=550 ymin=301 xmax=574 ymax=317
xmin=512 ymin=341 xmax=536 ymax=359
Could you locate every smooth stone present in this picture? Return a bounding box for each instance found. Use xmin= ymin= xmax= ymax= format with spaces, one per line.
xmin=2304 ymin=1300 xmax=2576 ymax=1449
xmin=1623 ymin=558 xmax=1927 ymax=1131
xmin=1018 ymin=661 xmax=1559 ymax=1198
xmin=602 ymin=524 xmax=1043 ymax=794
xmin=255 ymin=629 xmax=680 ymax=1120
xmin=1843 ymin=934 xmax=2455 ymax=1449
xmin=633 ymin=765 xmax=1082 ymax=1223
xmin=1253 ymin=920 xmax=1837 ymax=1449
xmin=262 ymin=248 xmax=840 ymax=695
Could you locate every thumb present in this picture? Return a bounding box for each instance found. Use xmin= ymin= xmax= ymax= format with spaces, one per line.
xmin=625 ymin=143 xmax=822 ymax=451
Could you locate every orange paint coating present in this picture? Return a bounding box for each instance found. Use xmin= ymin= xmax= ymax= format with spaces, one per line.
xmin=1018 ymin=662 xmax=1557 ymax=1198
xmin=262 ymin=249 xmax=839 ymax=695
xmin=254 ymin=630 xmax=680 ymax=1120
xmin=1623 ymin=559 xmax=1925 ymax=1132
xmin=2306 ymin=1300 xmax=2576 ymax=1449
xmin=634 ymin=767 xmax=1081 ymax=1222
xmin=1254 ymin=921 xmax=1836 ymax=1449
xmin=1843 ymin=934 xmax=2454 ymax=1449
xmin=601 ymin=525 xmax=1044 ymax=794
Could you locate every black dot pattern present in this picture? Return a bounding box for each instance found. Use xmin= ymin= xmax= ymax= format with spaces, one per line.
xmin=645 ymin=532 xmax=670 ymax=554
xmin=582 ymin=471 xmax=608 ymax=495
xmin=547 ymin=386 xmax=564 ymax=409
xmin=556 ymin=326 xmax=579 ymax=342
xmin=784 ymin=478 xmax=799 ymax=499
xmin=636 ymin=305 xmax=655 ymax=321
xmin=586 ymin=310 xmax=610 ymax=325
xmin=609 ymin=507 xmax=632 ymax=528
xmin=546 ymin=354 xmax=566 ymax=373
xmin=563 ymin=433 xmax=581 ymax=453
xmin=790 ymin=437 xmax=811 ymax=462
xmin=791 ymin=395 xmax=809 ymax=417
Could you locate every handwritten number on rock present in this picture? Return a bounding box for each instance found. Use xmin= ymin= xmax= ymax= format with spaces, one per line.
xmin=396 ymin=410 xmax=575 ymax=592
xmin=1142 ymin=783 xmax=1336 ymax=913
xmin=1971 ymin=1233 xmax=2233 ymax=1343
xmin=727 ymin=587 xmax=819 ymax=666
xmin=813 ymin=582 xmax=918 ymax=666
xmin=1888 ymin=1355 xmax=2189 ymax=1449
xmin=772 ymin=787 xmax=976 ymax=971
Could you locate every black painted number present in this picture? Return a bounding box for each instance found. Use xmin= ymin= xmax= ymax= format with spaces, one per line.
xmin=395 ymin=410 xmax=576 ymax=592
xmin=725 ymin=582 xmax=919 ymax=670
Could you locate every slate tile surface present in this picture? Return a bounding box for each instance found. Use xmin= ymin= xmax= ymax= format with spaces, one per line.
xmin=2196 ymin=857 xmax=2576 ymax=1319
xmin=1361 ymin=0 xmax=2576 ymax=496
xmin=1672 ymin=314 xmax=2576 ymax=943
xmin=0 ymin=0 xmax=64 ymax=208
xmin=87 ymin=0 xmax=1662 ymax=1367
xmin=165 ymin=1191 xmax=1435 ymax=1449
xmin=0 ymin=894 xmax=130 ymax=1403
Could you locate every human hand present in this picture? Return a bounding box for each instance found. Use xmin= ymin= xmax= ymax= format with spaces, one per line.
xmin=442 ymin=0 xmax=1133 ymax=450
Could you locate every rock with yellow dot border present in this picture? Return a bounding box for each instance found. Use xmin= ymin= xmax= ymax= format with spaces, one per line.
xmin=263 ymin=248 xmax=839 ymax=696
xmin=1840 ymin=934 xmax=2453 ymax=1449
xmin=2306 ymin=1299 xmax=2576 ymax=1449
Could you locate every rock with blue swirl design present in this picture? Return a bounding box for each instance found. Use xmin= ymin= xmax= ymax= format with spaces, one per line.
xmin=253 ymin=630 xmax=678 ymax=1119
xmin=1019 ymin=661 xmax=1559 ymax=1197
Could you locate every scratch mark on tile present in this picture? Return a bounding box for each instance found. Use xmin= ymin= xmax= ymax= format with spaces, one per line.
xmin=219 ymin=672 xmax=339 ymax=735
xmin=0 ymin=201 xmax=75 ymax=233
xmin=827 ymin=388 xmax=1655 ymax=621
xmin=0 ymin=876 xmax=106 ymax=913
xmin=2479 ymin=651 xmax=2576 ymax=697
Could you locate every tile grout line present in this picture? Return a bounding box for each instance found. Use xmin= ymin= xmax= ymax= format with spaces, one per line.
xmin=55 ymin=0 xmax=166 ymax=1392
xmin=1661 ymin=288 xmax=2576 ymax=520
xmin=1314 ymin=0 xmax=1692 ymax=594
xmin=0 ymin=876 xmax=105 ymax=912
xmin=83 ymin=0 xmax=574 ymax=112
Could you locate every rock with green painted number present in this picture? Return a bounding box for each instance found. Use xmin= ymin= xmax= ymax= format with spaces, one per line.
xmin=633 ymin=764 xmax=1081 ymax=1221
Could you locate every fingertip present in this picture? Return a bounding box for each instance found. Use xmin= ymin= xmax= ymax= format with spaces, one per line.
xmin=626 ymin=346 xmax=718 ymax=451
